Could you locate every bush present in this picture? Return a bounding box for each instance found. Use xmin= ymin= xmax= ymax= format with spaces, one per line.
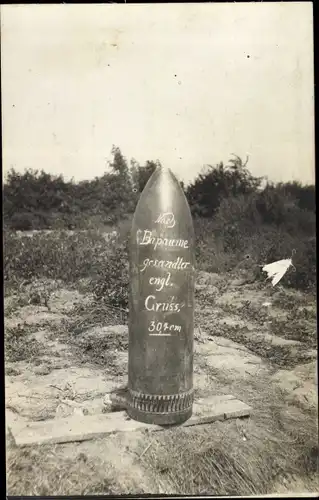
xmin=288 ymin=236 xmax=316 ymax=291
xmin=3 ymin=151 xmax=316 ymax=296
xmin=193 ymin=217 xmax=234 ymax=273
xmin=4 ymin=230 xmax=108 ymax=285
xmin=185 ymin=157 xmax=262 ymax=218
xmin=91 ymin=241 xmax=129 ymax=309
xmin=10 ymin=212 xmax=34 ymax=231
xmin=4 ymin=229 xmax=131 ymax=308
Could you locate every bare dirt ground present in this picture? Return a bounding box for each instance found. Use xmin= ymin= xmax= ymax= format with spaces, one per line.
xmin=5 ymin=271 xmax=318 ymax=495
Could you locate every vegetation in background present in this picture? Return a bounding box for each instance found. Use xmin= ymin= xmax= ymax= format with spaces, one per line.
xmin=4 ymin=147 xmax=317 ymax=497
xmin=3 ymin=146 xmax=316 ymax=303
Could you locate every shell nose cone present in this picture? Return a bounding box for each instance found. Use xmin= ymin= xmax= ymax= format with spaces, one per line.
xmin=157 ymin=164 xmax=174 ymax=177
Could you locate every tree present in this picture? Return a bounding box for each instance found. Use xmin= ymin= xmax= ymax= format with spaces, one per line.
xmin=3 ymin=167 xmax=72 ymax=228
xmin=276 ymin=181 xmax=315 ymax=213
xmin=136 ymin=160 xmax=157 ymax=192
xmin=185 ymin=155 xmax=262 ymax=218
xmin=98 ymin=146 xmax=137 ymax=220
xmin=129 ymin=158 xmax=140 ymax=192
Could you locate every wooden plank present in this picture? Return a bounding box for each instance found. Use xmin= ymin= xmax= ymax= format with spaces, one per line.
xmin=189 ymin=396 xmax=251 ymax=426
xmin=8 ymin=395 xmax=252 ymax=447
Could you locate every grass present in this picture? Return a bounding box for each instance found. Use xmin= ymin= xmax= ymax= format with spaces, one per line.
xmin=47 ymin=300 xmax=128 ymax=373
xmin=139 ymin=375 xmax=318 ymax=496
xmin=4 ymin=230 xmax=112 ymax=289
xmin=7 ymin=374 xmax=318 ymax=496
xmin=270 ymin=316 xmax=317 ymax=346
xmin=62 ymin=300 xmax=128 ymax=334
xmin=6 ymin=445 xmax=118 ymax=495
xmin=194 ymin=270 xmax=317 ymax=369
xmin=5 ymin=226 xmax=318 ymax=496
xmin=199 ymin=320 xmax=316 ymax=370
xmin=195 ymin=331 xmax=315 ymax=372
xmin=5 ymin=326 xmax=44 ymax=364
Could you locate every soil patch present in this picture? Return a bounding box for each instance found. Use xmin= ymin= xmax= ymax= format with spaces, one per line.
xmin=5 ymin=278 xmax=318 ymax=496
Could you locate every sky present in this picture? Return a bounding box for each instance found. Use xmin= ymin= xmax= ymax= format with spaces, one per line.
xmin=1 ymin=2 xmax=315 ymax=187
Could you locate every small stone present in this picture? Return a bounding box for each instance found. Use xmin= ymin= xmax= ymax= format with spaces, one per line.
xmin=73 ymin=407 xmax=85 ymax=417
xmin=103 ymin=394 xmax=112 ymax=412
xmin=34 ymin=365 xmax=51 ymax=376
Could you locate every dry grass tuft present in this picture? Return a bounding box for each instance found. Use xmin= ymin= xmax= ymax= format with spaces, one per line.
xmin=139 ymin=374 xmax=318 ymax=496
xmin=4 ymin=228 xmax=317 ymax=495
xmin=6 ymin=445 xmax=118 ymax=496
xmin=5 ymin=326 xmax=43 ymax=364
